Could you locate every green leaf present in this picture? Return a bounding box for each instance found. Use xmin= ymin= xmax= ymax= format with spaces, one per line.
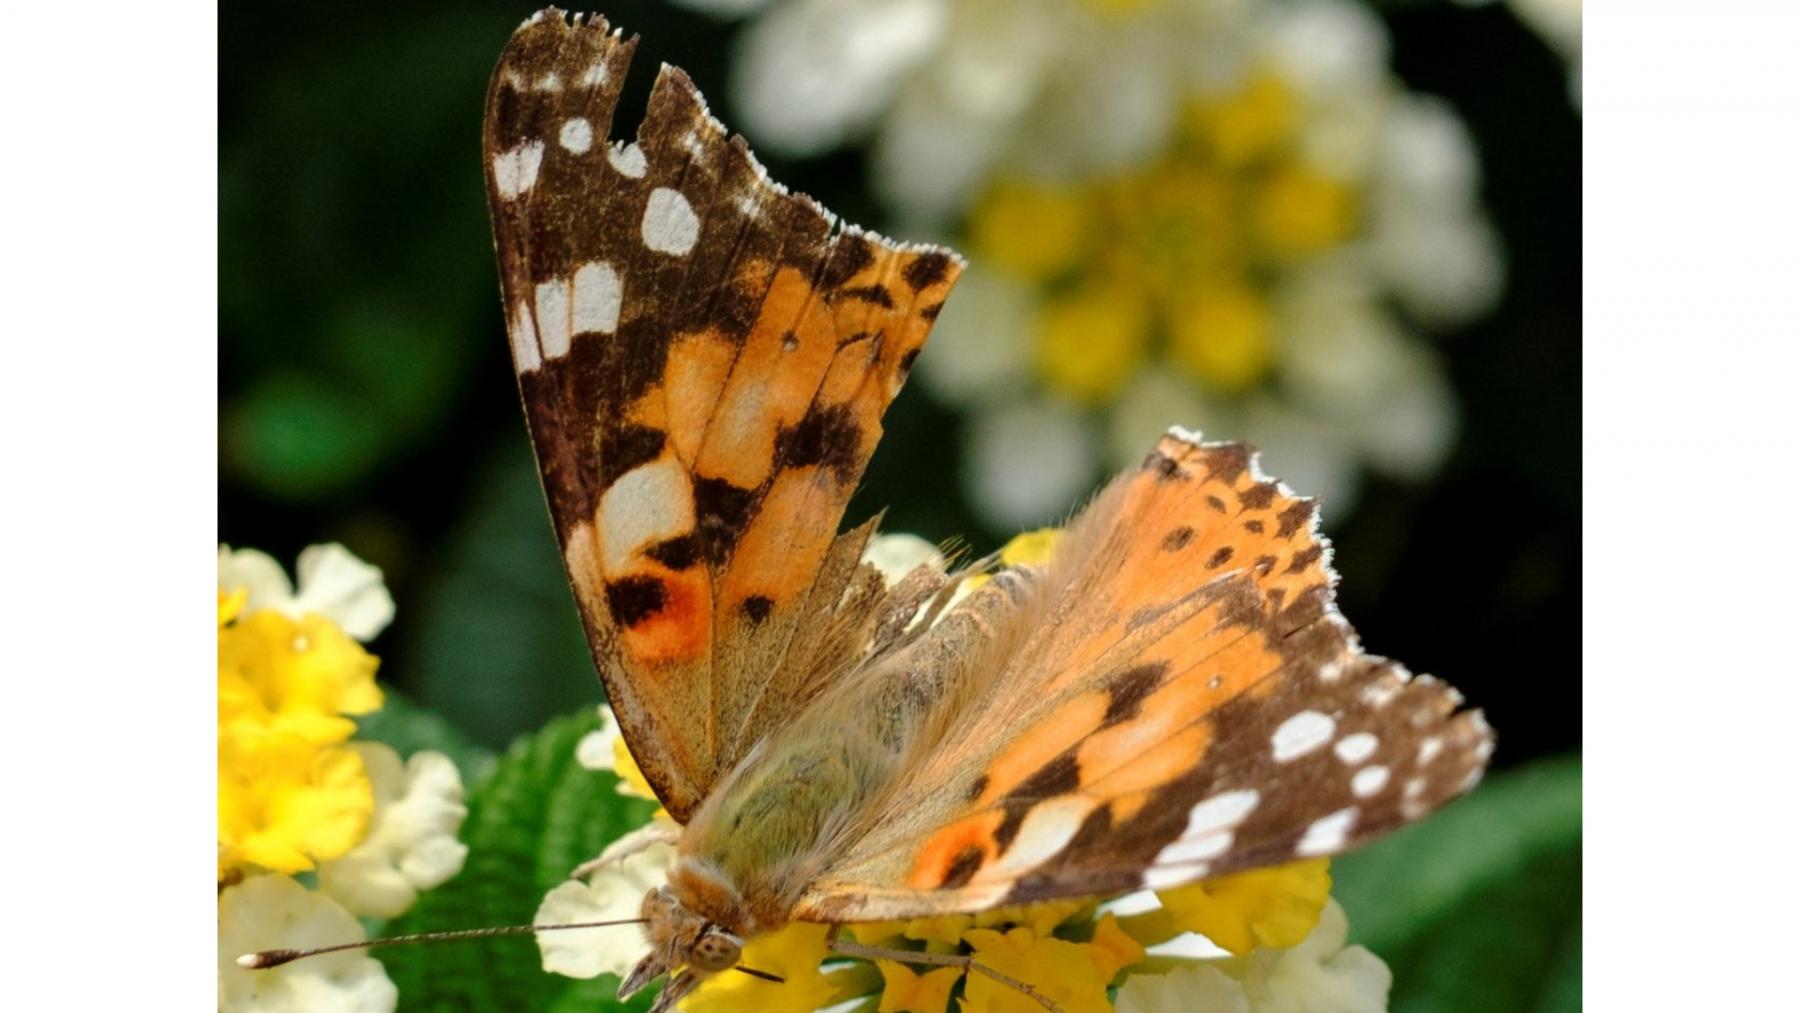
xmin=378 ymin=709 xmax=659 ymax=1011
xmin=1332 ymin=755 xmax=1582 ymax=1013
xmin=355 ymin=688 xmax=496 ymax=786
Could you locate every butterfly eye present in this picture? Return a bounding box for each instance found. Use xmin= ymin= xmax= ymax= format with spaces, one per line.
xmin=688 ymin=929 xmax=742 ymax=973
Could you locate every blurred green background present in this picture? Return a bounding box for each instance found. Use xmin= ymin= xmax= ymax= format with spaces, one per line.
xmin=220 ymin=0 xmax=1576 ymax=776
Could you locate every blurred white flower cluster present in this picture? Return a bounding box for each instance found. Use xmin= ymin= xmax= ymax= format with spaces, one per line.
xmin=678 ymin=0 xmax=1505 ymax=526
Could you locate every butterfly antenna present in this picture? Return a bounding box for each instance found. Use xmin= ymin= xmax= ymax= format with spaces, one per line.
xmin=237 ymin=917 xmax=649 ymax=969
xmin=734 ymin=966 xmax=786 ymax=983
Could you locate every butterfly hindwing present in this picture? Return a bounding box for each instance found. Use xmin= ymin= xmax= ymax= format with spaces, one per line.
xmin=795 ymin=430 xmax=1493 ymax=920
xmin=485 ymin=10 xmax=962 ymax=821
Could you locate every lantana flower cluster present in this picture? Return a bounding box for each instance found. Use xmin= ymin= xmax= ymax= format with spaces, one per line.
xmin=676 ymin=0 xmax=1503 ymax=528
xmin=217 ymin=544 xmax=469 ymax=1012
xmin=536 ymin=533 xmax=1391 ymax=1011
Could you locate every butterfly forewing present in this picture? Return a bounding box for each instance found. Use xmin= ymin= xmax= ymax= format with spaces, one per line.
xmin=484 ymin=9 xmax=962 ymax=821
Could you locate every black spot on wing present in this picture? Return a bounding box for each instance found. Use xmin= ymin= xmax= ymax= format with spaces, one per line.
xmin=834 ymin=284 xmax=895 ymax=308
xmin=820 ymin=233 xmax=875 ymax=289
xmin=740 ymin=595 xmax=773 ymax=624
xmin=693 ymin=476 xmax=758 ymax=564
xmin=903 ymin=252 xmax=953 ymax=291
xmin=1103 ymin=662 xmax=1169 ymax=727
xmin=605 ymin=576 xmax=667 ymax=627
xmin=1161 ymin=526 xmax=1195 ymax=552
xmin=939 ymin=846 xmax=986 ymax=890
xmin=598 ymin=425 xmax=666 ymax=487
xmin=644 ymin=534 xmax=702 ymax=570
xmin=776 ymin=403 xmax=863 ymax=483
xmin=1238 ymin=483 xmax=1278 ymax=510
xmin=1277 ymin=500 xmax=1317 ymax=538
xmin=1207 ymin=546 xmax=1235 ymax=569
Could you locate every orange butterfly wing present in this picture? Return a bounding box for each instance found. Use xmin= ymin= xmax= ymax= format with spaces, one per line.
xmin=484 ymin=12 xmax=960 ymax=821
xmin=797 ymin=430 xmax=1493 ymax=919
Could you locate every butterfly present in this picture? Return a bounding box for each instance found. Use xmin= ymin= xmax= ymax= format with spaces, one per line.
xmin=483 ymin=8 xmax=1493 ymax=1011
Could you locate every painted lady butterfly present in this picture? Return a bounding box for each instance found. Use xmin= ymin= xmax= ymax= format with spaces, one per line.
xmin=484 ymin=9 xmax=1492 ymax=1010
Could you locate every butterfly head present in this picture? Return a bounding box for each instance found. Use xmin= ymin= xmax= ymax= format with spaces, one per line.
xmin=619 ymin=881 xmax=748 ymax=1010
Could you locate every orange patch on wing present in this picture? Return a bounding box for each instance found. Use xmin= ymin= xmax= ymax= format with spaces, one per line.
xmin=976 ymin=691 xmax=1110 ymax=806
xmin=618 ymin=566 xmax=711 ymax=667
xmin=695 ymin=267 xmax=839 ymax=489
xmin=719 ymin=465 xmax=840 ymax=609
xmin=908 ymin=810 xmax=1005 ymax=889
xmin=665 ymin=330 xmax=738 ymax=465
xmin=1079 ymin=720 xmax=1213 ymax=798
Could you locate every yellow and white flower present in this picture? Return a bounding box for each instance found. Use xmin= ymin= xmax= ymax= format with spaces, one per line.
xmin=218 ymin=874 xmax=398 ymax=1013
xmin=536 ymin=840 xmax=679 ymax=979
xmin=317 ymin=742 xmax=470 ymax=918
xmin=219 ymin=542 xmax=396 ymax=642
xmin=219 ymin=543 xmax=467 ymax=1009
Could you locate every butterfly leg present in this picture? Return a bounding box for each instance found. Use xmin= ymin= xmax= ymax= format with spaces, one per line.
xmin=828 ymin=936 xmax=1063 ymax=1012
xmin=568 ymin=819 xmax=681 ymax=879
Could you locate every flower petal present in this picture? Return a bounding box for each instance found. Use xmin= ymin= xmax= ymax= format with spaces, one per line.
xmin=293 ymin=543 xmax=396 ymax=641
xmin=536 ymin=841 xmax=675 ymax=979
xmin=316 ymin=744 xmax=469 ymax=918
xmin=218 ymin=874 xmax=397 ymax=1013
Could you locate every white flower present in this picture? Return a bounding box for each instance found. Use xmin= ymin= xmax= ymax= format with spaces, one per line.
xmin=964 ymin=397 xmax=1098 ymax=528
xmin=218 ymin=543 xmax=396 ymax=641
xmin=575 ymin=703 xmax=623 ymax=772
xmin=1116 ymin=964 xmax=1251 ymax=1013
xmin=536 ymin=840 xmax=677 ymax=979
xmin=1115 ymin=900 xmax=1389 ymax=1013
xmin=219 ymin=874 xmax=397 ymax=1013
xmin=316 ymin=743 xmax=469 ymax=919
xmin=732 ymin=0 xmax=948 ymax=155
xmin=1240 ymin=899 xmax=1391 ymax=1012
xmin=861 ymin=533 xmax=946 ymax=586
xmin=915 ymin=265 xmax=1037 ymax=406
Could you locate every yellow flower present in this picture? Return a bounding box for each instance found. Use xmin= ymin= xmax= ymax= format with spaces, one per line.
xmin=220 ymin=587 xmax=248 ymax=628
xmin=219 ymin=609 xmax=383 ymax=747
xmin=961 ymin=927 xmax=1113 ymax=1013
xmin=998 ymin=528 xmax=1063 ymax=567
xmin=1184 ymin=73 xmax=1296 ymax=169
xmin=612 ymin=730 xmax=661 ymax=803
xmin=1034 ymin=283 xmax=1151 ymax=403
xmin=1167 ymin=281 xmax=1273 ymax=391
xmin=1252 ymin=163 xmax=1358 ymax=259
xmin=682 ymin=922 xmax=842 ymax=1013
xmin=1132 ymin=858 xmax=1333 ymax=956
xmin=218 ymin=731 xmax=373 ymax=874
xmin=1085 ymin=913 xmax=1147 ymax=979
xmin=971 ymin=181 xmax=1090 ymax=282
xmin=876 ymin=962 xmax=963 ymax=1013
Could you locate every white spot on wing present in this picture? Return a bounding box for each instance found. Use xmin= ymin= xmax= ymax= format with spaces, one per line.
xmin=641 ymin=188 xmax=700 ymax=255
xmin=509 ymin=299 xmax=541 ymax=372
xmin=1296 ymin=807 xmax=1359 ymax=856
xmin=599 ymin=457 xmax=696 ymax=574
xmin=533 ymin=72 xmax=561 ymax=92
xmin=1272 ymin=711 xmax=1336 ymax=762
xmin=1177 ymin=789 xmax=1260 ymax=839
xmin=1334 ymin=732 xmax=1378 ymax=764
xmin=608 ymin=141 xmax=647 ymax=179
xmin=534 ymin=279 xmax=572 ymax=359
xmin=580 ymin=60 xmax=608 ymax=87
xmin=559 ymin=117 xmax=593 ymax=154
xmin=571 ymin=261 xmax=622 ymax=335
xmin=1418 ymin=737 xmax=1444 ymax=765
xmin=1142 ymin=865 xmax=1207 ymax=890
xmin=1352 ymin=765 xmax=1390 ymax=798
xmin=974 ymin=797 xmax=1096 ymax=882
xmin=492 ymin=140 xmax=545 ymax=200
xmin=1155 ymin=830 xmax=1234 ymax=866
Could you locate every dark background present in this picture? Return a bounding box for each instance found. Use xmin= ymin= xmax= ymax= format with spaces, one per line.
xmin=220 ymin=0 xmax=1578 ymax=773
